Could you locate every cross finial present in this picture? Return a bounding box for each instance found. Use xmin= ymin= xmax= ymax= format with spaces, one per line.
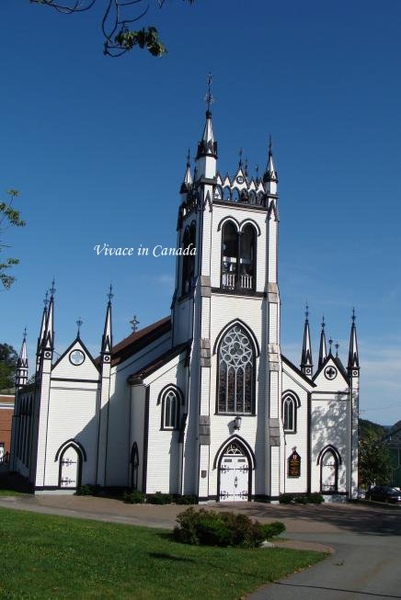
xmin=205 ymin=72 xmax=214 ymax=112
xmin=352 ymin=307 xmax=356 ymax=324
xmin=107 ymin=284 xmax=114 ymax=302
xmin=76 ymin=317 xmax=83 ymax=335
xmin=130 ymin=315 xmax=140 ymax=333
xmin=23 ymin=326 xmax=27 ymax=341
xmin=305 ymin=303 xmax=309 ymax=320
xmin=321 ymin=315 xmax=325 ymax=330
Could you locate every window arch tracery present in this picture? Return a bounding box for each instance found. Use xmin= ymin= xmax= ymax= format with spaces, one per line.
xmin=217 ymin=324 xmax=255 ymax=414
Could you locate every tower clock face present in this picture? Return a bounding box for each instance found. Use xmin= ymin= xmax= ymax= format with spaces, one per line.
xmin=69 ymin=349 xmax=85 ymax=366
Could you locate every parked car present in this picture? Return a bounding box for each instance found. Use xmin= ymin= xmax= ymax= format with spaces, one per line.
xmin=365 ymin=486 xmax=401 ymax=504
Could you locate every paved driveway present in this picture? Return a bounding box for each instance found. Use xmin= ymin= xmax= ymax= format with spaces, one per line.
xmin=0 ymin=494 xmax=400 ymax=599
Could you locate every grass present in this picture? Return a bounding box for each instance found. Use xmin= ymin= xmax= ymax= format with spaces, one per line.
xmin=0 ymin=507 xmax=327 ymax=599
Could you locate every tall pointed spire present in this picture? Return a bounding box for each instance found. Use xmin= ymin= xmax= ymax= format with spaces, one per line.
xmin=101 ymin=285 xmax=113 ymax=358
xmin=300 ymin=304 xmax=313 ymax=376
xmin=348 ymin=308 xmax=360 ymax=374
xmin=263 ymin=136 xmax=278 ymax=194
xmin=43 ymin=279 xmax=55 ymax=351
xmin=318 ymin=316 xmax=327 ymax=368
xmin=36 ymin=290 xmax=49 ymax=371
xmin=195 ymin=73 xmax=217 ymax=178
xmin=15 ymin=328 xmax=28 ymax=388
xmin=180 ymin=149 xmax=193 ymax=194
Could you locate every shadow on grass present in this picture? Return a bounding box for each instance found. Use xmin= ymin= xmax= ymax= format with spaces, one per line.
xmin=148 ymin=552 xmax=195 ymax=562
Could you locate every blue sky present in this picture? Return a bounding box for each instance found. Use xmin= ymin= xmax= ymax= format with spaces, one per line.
xmin=1 ymin=0 xmax=401 ymax=425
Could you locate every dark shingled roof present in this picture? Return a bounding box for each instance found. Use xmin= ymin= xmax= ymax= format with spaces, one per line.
xmin=111 ymin=316 xmax=171 ymax=366
xmin=127 ymin=342 xmax=190 ymax=385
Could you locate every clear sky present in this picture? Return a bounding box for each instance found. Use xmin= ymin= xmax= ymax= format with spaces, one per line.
xmin=1 ymin=0 xmax=401 ymax=425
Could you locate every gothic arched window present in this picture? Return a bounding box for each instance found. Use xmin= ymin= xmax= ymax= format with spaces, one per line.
xmin=282 ymin=393 xmax=298 ymax=433
xmin=221 ymin=222 xmax=256 ymax=292
xmin=181 ymin=222 xmax=196 ymax=296
xmin=160 ymin=387 xmax=181 ymax=430
xmin=217 ymin=324 xmax=255 ymax=415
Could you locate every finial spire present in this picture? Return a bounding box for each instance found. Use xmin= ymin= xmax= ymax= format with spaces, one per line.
xmin=318 ymin=315 xmax=327 ymax=368
xmin=300 ymin=303 xmax=313 ymax=377
xmin=348 ymin=308 xmax=360 ymax=374
xmin=16 ymin=329 xmax=29 ymax=388
xmin=205 ymin=72 xmax=214 ymax=114
xmin=101 ymin=286 xmax=113 ymax=357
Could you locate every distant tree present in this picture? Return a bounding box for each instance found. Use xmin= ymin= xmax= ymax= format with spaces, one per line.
xmin=29 ymin=0 xmax=196 ymax=58
xmin=0 ymin=343 xmax=19 ymax=390
xmin=358 ymin=419 xmax=392 ymax=488
xmin=0 ymin=190 xmax=25 ymax=290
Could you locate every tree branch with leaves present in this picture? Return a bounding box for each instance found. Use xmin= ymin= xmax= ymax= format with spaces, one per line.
xmin=29 ymin=0 xmax=195 ymax=58
xmin=0 ymin=190 xmax=25 ymax=290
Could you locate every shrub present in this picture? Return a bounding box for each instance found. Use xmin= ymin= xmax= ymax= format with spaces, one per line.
xmin=123 ymin=490 xmax=146 ymax=504
xmin=147 ymin=491 xmax=173 ymax=505
xmin=75 ymin=484 xmax=101 ymax=496
xmin=173 ymin=507 xmax=285 ymax=548
xmin=173 ymin=494 xmax=198 ymax=505
xmin=279 ymin=492 xmax=324 ymax=505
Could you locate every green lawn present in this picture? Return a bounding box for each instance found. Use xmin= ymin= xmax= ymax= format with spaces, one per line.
xmin=0 ymin=507 xmax=327 ymax=599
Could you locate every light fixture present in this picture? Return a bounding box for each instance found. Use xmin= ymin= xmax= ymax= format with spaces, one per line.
xmin=233 ymin=415 xmax=242 ymax=431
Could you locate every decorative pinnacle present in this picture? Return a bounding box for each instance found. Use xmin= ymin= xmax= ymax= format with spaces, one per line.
xmin=321 ymin=315 xmax=325 ymax=330
xmin=50 ymin=278 xmax=56 ymax=297
xmin=238 ymin=148 xmax=243 ymax=167
xmin=335 ymin=342 xmax=339 ymax=357
xmin=43 ymin=290 xmax=49 ymax=308
xmin=23 ymin=326 xmax=27 ymax=341
xmin=352 ymin=307 xmax=356 ymax=324
xmin=186 ymin=148 xmax=191 ymax=166
xmin=130 ymin=315 xmax=140 ymax=333
xmin=204 ymin=72 xmax=215 ymax=112
xmin=305 ymin=303 xmax=309 ymax=321
xmin=107 ymin=284 xmax=114 ymax=302
xmin=269 ymin=134 xmax=273 ymax=155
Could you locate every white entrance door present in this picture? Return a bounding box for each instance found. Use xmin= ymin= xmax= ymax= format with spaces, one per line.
xmin=219 ymin=454 xmax=249 ymax=501
xmin=59 ymin=445 xmax=79 ymax=489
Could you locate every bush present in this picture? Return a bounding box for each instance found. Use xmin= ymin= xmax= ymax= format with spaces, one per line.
xmin=173 ymin=507 xmax=285 ymax=548
xmin=75 ymin=484 xmax=101 ymax=496
xmin=123 ymin=490 xmax=146 ymax=504
xmin=279 ymin=492 xmax=324 ymax=505
xmin=147 ymin=491 xmax=173 ymax=505
xmin=173 ymin=494 xmax=198 ymax=505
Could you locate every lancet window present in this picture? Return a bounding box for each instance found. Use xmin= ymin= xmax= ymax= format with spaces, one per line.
xmin=221 ymin=222 xmax=256 ymax=292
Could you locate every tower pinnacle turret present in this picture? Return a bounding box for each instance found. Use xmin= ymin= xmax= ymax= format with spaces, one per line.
xmin=195 ymin=74 xmax=217 ymax=179
xmin=15 ymin=328 xmax=28 ymax=388
xmin=347 ymin=308 xmax=360 ymax=375
xmin=318 ymin=316 xmax=327 ymax=369
xmin=300 ymin=304 xmax=313 ymax=377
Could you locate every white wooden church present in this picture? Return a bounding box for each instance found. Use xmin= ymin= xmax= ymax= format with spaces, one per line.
xmin=11 ymin=104 xmax=360 ymax=502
